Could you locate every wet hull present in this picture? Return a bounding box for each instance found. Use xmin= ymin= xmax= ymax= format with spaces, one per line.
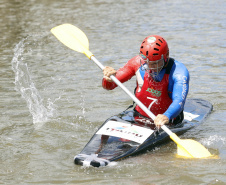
xmin=74 ymin=99 xmax=213 ymax=167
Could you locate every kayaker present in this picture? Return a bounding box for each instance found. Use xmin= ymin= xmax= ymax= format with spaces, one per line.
xmin=102 ymin=35 xmax=189 ymax=128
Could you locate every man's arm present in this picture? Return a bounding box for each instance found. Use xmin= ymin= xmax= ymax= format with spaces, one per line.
xmin=102 ymin=55 xmax=141 ymax=90
xmin=164 ymin=61 xmax=190 ymax=120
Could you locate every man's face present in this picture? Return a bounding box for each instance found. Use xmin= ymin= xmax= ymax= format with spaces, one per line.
xmin=146 ymin=59 xmax=164 ymax=73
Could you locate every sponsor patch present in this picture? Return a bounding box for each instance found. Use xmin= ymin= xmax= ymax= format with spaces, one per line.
xmin=96 ymin=121 xmax=154 ymax=144
xmin=146 ymin=87 xmax=162 ymax=97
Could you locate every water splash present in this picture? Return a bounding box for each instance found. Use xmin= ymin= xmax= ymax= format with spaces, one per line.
xmin=201 ymin=135 xmax=226 ymax=147
xmin=11 ymin=37 xmax=55 ymax=128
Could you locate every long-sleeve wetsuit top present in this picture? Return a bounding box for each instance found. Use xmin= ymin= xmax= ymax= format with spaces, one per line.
xmin=102 ymin=55 xmax=190 ymax=120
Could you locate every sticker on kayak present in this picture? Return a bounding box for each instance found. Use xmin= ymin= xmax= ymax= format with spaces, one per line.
xmin=96 ymin=120 xmax=154 ymax=144
xmin=184 ymin=111 xmax=200 ymax=121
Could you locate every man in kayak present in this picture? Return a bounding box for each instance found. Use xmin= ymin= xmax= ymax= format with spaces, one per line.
xmin=102 ymin=35 xmax=189 ymax=128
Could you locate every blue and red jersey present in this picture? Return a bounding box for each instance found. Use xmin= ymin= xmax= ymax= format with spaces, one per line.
xmin=102 ymin=55 xmax=189 ymax=120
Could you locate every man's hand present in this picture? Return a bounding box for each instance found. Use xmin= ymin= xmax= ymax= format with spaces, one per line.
xmin=103 ymin=66 xmax=116 ymax=82
xmin=154 ymin=114 xmax=169 ymax=129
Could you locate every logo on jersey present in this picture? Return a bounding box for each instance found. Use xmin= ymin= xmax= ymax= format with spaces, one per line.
xmin=146 ymin=87 xmax=162 ymax=97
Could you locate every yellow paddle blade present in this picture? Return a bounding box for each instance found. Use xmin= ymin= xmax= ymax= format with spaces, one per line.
xmin=177 ymin=139 xmax=212 ymax=158
xmin=170 ymin=133 xmax=212 ymax=158
xmin=51 ymin=24 xmax=93 ymax=59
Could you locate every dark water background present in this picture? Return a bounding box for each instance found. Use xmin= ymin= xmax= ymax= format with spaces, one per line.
xmin=0 ymin=0 xmax=225 ymax=184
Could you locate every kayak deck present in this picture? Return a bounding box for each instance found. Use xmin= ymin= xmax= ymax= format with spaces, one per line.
xmin=74 ymin=98 xmax=213 ymax=167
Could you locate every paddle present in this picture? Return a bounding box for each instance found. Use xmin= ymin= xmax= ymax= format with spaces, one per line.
xmin=51 ymin=23 xmax=212 ymax=158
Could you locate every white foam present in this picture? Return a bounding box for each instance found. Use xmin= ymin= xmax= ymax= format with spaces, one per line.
xmin=201 ymin=135 xmax=226 ymax=147
xmin=11 ymin=38 xmax=55 ymax=128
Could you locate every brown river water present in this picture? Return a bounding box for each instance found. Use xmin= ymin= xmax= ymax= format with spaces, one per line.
xmin=0 ymin=0 xmax=226 ymax=184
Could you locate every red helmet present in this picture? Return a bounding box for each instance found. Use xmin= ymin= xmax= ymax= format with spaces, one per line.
xmin=140 ymin=35 xmax=169 ymax=62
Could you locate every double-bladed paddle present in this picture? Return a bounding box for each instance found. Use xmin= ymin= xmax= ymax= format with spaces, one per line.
xmin=51 ymin=23 xmax=212 ymax=158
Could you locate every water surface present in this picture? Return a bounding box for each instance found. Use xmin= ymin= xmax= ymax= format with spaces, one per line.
xmin=0 ymin=0 xmax=225 ymax=184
